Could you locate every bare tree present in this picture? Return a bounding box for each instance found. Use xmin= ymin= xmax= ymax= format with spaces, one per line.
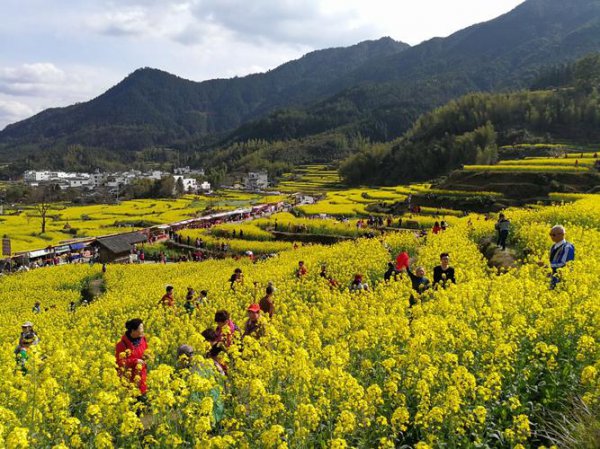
xmin=30 ymin=185 xmax=56 ymax=234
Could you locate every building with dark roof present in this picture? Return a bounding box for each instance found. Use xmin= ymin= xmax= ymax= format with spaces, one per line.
xmin=94 ymin=232 xmax=147 ymax=263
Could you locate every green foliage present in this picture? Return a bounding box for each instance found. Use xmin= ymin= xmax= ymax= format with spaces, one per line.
xmin=339 ymin=71 xmax=600 ymax=185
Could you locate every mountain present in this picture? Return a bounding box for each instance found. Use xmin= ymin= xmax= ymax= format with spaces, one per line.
xmin=3 ymin=0 xmax=600 ymax=173
xmin=338 ymin=53 xmax=600 ymax=186
xmin=0 ymin=38 xmax=408 ymax=152
xmin=231 ymin=0 xmax=600 ymax=144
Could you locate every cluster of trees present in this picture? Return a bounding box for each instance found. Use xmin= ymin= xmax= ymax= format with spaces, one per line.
xmin=339 ymin=54 xmax=600 ymax=185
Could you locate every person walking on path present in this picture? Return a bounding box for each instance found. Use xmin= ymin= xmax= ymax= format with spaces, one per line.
xmin=495 ymin=213 xmax=511 ymax=250
xmin=115 ymin=318 xmax=148 ymax=396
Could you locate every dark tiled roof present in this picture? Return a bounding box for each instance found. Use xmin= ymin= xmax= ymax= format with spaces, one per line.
xmin=96 ymin=232 xmax=147 ymax=254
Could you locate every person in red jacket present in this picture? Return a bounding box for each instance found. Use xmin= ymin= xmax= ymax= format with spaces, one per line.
xmin=115 ymin=318 xmax=148 ymax=396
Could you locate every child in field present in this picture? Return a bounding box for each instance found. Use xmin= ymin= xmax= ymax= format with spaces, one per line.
xmin=184 ymin=287 xmax=196 ymax=314
xmin=259 ymin=286 xmax=275 ymax=318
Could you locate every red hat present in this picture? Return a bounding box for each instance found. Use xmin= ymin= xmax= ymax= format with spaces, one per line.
xmin=247 ymin=303 xmax=260 ymax=313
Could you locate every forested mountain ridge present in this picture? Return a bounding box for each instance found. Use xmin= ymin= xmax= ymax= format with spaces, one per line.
xmin=339 ymin=53 xmax=600 ymax=186
xmin=3 ymin=0 xmax=600 ymax=176
xmin=230 ymin=0 xmax=600 ymax=144
xmin=0 ymin=38 xmax=408 ymax=150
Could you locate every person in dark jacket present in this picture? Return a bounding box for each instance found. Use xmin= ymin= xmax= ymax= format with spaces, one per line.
xmin=433 ymin=253 xmax=456 ymax=288
xmin=495 ymin=213 xmax=511 ymax=250
xmin=229 ymin=268 xmax=243 ymax=291
xmin=384 ymin=262 xmax=399 ymax=282
xmin=406 ymin=265 xmax=430 ymax=307
xmin=115 ymin=318 xmax=148 ymax=395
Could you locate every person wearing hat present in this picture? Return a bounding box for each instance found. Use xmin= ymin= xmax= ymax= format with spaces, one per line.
xmin=15 ymin=322 xmax=39 ymax=373
xmin=18 ymin=322 xmax=39 ymax=347
xmin=243 ymin=304 xmax=265 ymax=339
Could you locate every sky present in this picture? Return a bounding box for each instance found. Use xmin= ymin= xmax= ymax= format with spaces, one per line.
xmin=0 ymin=0 xmax=525 ymax=130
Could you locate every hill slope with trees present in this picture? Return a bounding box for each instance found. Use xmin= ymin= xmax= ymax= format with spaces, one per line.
xmin=339 ymin=54 xmax=600 ymax=186
xmin=3 ymin=0 xmax=600 ymax=175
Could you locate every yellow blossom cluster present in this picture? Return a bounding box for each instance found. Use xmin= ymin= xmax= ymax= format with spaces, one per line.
xmin=0 ymin=196 xmax=599 ymax=447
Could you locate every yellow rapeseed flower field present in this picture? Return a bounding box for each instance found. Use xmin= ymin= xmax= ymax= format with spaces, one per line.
xmin=0 ymin=193 xmax=277 ymax=253
xmin=0 ymin=197 xmax=599 ymax=448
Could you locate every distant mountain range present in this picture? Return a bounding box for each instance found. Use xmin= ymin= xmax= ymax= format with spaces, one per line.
xmin=2 ymin=0 xmax=600 ymax=174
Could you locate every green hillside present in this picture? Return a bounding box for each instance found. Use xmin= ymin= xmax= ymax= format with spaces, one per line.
xmin=339 ymin=53 xmax=600 ymax=188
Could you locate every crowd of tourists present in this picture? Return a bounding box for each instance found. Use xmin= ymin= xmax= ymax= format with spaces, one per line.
xmin=13 ymin=221 xmax=576 ymax=422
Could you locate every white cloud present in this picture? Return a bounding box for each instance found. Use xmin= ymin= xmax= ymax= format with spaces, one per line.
xmin=0 ymin=63 xmax=67 ymax=96
xmin=0 ymin=0 xmax=527 ymax=129
xmin=0 ymin=99 xmax=34 ymax=129
xmin=0 ymin=62 xmax=120 ymax=129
